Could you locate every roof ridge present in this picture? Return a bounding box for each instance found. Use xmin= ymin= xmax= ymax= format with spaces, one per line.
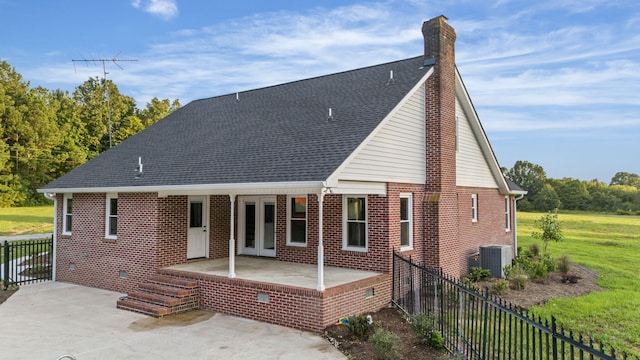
xmin=191 ymin=55 xmax=424 ymax=104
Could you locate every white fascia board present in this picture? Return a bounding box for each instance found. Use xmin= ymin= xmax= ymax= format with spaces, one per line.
xmin=39 ymin=179 xmax=388 ymax=196
xmin=326 ymin=68 xmax=434 ymax=185
xmin=455 ymin=68 xmax=510 ymax=195
xmin=38 ymin=181 xmax=326 ymax=196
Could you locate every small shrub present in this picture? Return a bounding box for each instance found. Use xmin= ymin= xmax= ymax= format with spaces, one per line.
xmin=557 ymin=255 xmax=571 ymax=274
xmin=461 ymin=277 xmax=480 ymax=293
xmin=410 ymin=313 xmax=435 ymax=339
xmin=347 ymin=314 xmax=372 ymax=339
xmin=369 ymin=328 xmax=403 ymax=360
xmin=490 ymin=279 xmax=509 ymax=295
xmin=466 ymin=267 xmax=491 ymax=282
xmin=528 ymin=261 xmax=549 ymax=282
xmin=528 ymin=243 xmax=540 ymax=258
xmin=410 ymin=313 xmax=445 ymax=350
xmin=512 ymin=250 xmax=556 ymax=282
xmin=428 ymin=330 xmax=445 ymax=350
xmin=512 ymin=253 xmax=533 ymax=272
xmin=506 ymin=264 xmax=528 ymax=290
xmin=503 ymin=264 xmax=513 ymax=278
xmin=542 ymin=254 xmax=558 ymax=272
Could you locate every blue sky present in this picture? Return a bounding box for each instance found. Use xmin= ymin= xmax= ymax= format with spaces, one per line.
xmin=2 ymin=0 xmax=639 ymax=182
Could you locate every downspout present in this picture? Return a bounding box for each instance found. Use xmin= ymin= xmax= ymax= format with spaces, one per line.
xmin=44 ymin=193 xmax=57 ymax=281
xmin=513 ymin=194 xmax=525 ymax=257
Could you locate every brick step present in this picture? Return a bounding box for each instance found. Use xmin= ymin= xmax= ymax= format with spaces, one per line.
xmin=117 ymin=298 xmax=171 ymax=317
xmin=127 ymin=290 xmax=189 ymax=307
xmin=118 ymin=273 xmax=200 ymax=318
xmin=138 ymin=283 xmax=192 ymax=298
xmin=148 ymin=275 xmax=198 ymax=289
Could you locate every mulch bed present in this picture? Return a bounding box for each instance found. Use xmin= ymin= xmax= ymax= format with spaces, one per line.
xmin=324 ymin=307 xmax=446 ymax=360
xmin=324 ymin=262 xmax=602 ymax=359
xmin=0 ymin=288 xmax=18 ymax=305
xmin=476 ymin=263 xmax=601 ymax=309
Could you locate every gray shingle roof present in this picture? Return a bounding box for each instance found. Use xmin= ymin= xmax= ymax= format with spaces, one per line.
xmin=505 ymin=177 xmax=527 ymax=193
xmin=41 ymin=56 xmax=431 ymax=191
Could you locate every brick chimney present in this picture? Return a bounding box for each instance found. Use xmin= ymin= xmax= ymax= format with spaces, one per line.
xmin=422 ymin=15 xmax=460 ymax=275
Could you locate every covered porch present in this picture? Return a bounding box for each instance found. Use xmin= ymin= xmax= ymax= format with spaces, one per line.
xmin=163 ymin=256 xmax=382 ymax=289
xmin=158 ymin=257 xmax=392 ymax=332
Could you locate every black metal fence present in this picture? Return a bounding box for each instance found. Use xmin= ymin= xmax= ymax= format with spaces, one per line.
xmin=1 ymin=237 xmax=53 ymax=290
xmin=392 ymin=252 xmax=629 ymax=360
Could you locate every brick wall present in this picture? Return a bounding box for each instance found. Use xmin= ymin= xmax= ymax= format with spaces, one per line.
xmin=317 ymin=194 xmax=390 ymax=273
xmin=210 ymin=195 xmax=231 ymax=259
xmin=156 ymin=195 xmax=187 ymax=268
xmin=320 ymin=274 xmax=392 ymax=330
xmin=189 ymin=270 xmax=390 ymax=333
xmin=453 ymin=187 xmax=514 ymax=276
xmin=385 ymin=183 xmax=426 ymax=267
xmin=276 ymin=195 xmax=317 ymax=264
xmin=55 ymin=192 xmax=158 ymax=293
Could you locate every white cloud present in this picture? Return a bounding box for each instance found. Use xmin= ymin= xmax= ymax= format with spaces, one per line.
xmin=131 ymin=0 xmax=178 ymax=20
xmin=25 ymin=0 xmax=640 ymax=137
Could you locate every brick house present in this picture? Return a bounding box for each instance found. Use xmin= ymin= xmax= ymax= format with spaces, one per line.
xmin=39 ymin=16 xmax=526 ymax=332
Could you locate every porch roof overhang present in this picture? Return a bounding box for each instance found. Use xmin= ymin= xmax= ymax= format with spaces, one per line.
xmin=37 ymin=180 xmax=388 ymax=197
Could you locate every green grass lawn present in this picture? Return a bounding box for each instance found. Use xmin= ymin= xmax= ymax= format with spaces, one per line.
xmin=0 ymin=206 xmax=54 ymax=236
xmin=517 ymin=212 xmax=640 ymax=357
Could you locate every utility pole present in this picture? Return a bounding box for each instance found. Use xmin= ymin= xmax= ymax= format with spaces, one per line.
xmin=72 ymin=53 xmax=138 ymax=149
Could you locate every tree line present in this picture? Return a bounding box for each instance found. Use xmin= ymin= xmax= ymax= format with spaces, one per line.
xmin=505 ymin=160 xmax=640 ymax=215
xmin=0 ymin=61 xmax=180 ymax=206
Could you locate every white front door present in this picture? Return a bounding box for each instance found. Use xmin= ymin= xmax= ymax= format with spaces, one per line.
xmin=239 ymin=196 xmax=276 ymax=257
xmin=187 ymin=195 xmax=209 ymax=259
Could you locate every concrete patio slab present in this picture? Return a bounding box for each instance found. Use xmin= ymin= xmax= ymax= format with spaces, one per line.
xmin=165 ymin=256 xmax=381 ymax=289
xmin=0 ymin=281 xmax=345 ymax=359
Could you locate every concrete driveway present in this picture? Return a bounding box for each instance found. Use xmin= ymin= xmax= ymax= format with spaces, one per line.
xmin=0 ymin=282 xmax=345 ymax=359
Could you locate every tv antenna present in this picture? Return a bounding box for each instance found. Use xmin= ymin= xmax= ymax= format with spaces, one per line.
xmin=72 ymin=53 xmax=138 ymax=149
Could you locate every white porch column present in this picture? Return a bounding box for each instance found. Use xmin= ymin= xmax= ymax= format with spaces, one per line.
xmin=229 ymin=194 xmax=236 ymax=278
xmin=317 ymin=191 xmax=326 ymax=291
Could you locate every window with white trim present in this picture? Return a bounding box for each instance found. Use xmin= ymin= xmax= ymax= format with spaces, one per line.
xmin=105 ymin=193 xmax=118 ymax=239
xmin=505 ymin=196 xmax=511 ymax=231
xmin=287 ymin=195 xmax=307 ymax=246
xmin=400 ymin=193 xmax=413 ymax=249
xmin=471 ymin=194 xmax=478 ymax=222
xmin=343 ymin=195 xmax=367 ymax=251
xmin=63 ymin=194 xmax=73 ymax=234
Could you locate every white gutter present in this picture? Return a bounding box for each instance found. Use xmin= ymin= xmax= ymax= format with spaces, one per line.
xmin=513 ymin=194 xmax=525 ymax=257
xmin=37 ymin=181 xmax=326 ymax=196
xmin=43 ymin=193 xmax=57 ymax=281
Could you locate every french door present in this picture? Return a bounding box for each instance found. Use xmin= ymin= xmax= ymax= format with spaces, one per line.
xmin=239 ymin=196 xmax=276 ymax=257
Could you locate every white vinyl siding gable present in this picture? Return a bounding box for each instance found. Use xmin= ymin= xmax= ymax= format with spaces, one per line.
xmin=335 ymin=83 xmax=426 ymax=184
xmin=455 ymin=97 xmax=498 ymax=188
